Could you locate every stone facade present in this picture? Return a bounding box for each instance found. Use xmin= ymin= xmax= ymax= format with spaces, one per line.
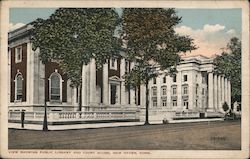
xmin=8 ymin=24 xmax=231 ymax=115
xmin=147 ymin=55 xmax=231 ymax=113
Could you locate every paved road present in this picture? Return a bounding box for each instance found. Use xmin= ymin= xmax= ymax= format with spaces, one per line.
xmin=9 ymin=120 xmax=241 ymax=150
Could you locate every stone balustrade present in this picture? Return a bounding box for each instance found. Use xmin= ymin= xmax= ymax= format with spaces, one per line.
xmin=175 ymin=111 xmax=200 ymax=118
xmin=8 ymin=110 xmax=138 ymax=122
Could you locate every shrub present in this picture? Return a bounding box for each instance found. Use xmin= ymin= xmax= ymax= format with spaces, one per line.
xmin=222 ymin=102 xmax=229 ymax=112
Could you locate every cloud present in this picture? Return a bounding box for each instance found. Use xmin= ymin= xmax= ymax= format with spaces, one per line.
xmin=9 ymin=23 xmax=26 ymax=31
xmin=226 ymin=29 xmax=236 ymax=35
xmin=203 ymin=24 xmax=225 ymax=33
xmin=175 ymin=24 xmax=238 ymax=57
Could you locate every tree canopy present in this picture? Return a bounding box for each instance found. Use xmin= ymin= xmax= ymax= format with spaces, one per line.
xmin=32 ymin=8 xmax=120 ymax=87
xmin=121 ymin=8 xmax=196 ymax=86
xmin=214 ymin=37 xmax=241 ymax=102
xmin=121 ymin=8 xmax=196 ymax=85
xmin=120 ymin=8 xmax=196 ymax=124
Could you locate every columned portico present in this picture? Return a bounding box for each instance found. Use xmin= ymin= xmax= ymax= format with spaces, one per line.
xmin=208 ymin=72 xmax=214 ymax=110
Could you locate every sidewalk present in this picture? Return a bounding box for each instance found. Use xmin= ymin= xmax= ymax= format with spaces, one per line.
xmin=8 ymin=118 xmax=224 ymax=130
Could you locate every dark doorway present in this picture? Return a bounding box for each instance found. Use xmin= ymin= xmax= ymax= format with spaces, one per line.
xmin=111 ymin=84 xmax=117 ymax=104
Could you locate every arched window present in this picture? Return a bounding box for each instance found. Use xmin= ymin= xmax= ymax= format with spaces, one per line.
xmin=15 ymin=74 xmax=23 ymax=100
xmin=50 ymin=73 xmax=61 ymax=101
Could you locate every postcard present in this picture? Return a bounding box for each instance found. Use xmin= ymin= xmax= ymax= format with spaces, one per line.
xmin=1 ymin=0 xmax=249 ymax=158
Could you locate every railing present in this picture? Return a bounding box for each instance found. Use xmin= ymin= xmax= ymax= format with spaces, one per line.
xmin=8 ymin=110 xmax=138 ymax=122
xmin=9 ymin=111 xmax=44 ymax=120
xmin=175 ymin=111 xmax=200 ymax=118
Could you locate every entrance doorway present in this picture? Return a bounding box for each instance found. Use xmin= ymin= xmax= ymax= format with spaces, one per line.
xmin=110 ymin=84 xmax=117 ymax=105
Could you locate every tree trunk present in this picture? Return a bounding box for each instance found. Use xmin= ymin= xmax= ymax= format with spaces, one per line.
xmin=78 ymin=62 xmax=83 ymax=111
xmin=78 ymin=84 xmax=82 ymax=111
xmin=144 ymin=78 xmax=149 ymax=125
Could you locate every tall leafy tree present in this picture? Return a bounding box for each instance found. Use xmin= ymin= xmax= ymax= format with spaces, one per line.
xmin=32 ymin=8 xmax=120 ymax=111
xmin=214 ymin=37 xmax=241 ymax=103
xmin=121 ymin=8 xmax=196 ymax=125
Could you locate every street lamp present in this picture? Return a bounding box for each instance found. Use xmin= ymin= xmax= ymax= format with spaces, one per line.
xmin=42 ymin=77 xmax=48 ymax=131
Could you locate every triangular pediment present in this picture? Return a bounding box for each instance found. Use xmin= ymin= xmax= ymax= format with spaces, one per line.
xmin=109 ymin=76 xmax=121 ymax=81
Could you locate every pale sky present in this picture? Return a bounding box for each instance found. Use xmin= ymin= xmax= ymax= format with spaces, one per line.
xmin=9 ymin=8 xmax=241 ymax=57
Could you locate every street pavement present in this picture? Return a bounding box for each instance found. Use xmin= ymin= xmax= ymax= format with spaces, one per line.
xmin=8 ymin=120 xmax=241 ymax=150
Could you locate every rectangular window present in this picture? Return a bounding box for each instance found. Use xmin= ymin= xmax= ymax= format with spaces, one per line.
xmin=153 ymin=99 xmax=157 ymax=107
xmin=183 ymin=86 xmax=188 ymax=95
xmin=183 ymin=99 xmax=189 ymax=109
xmin=110 ymin=58 xmax=117 ymax=70
xmin=15 ymin=47 xmax=22 ymax=63
xmin=184 ymin=75 xmax=188 ymax=82
xmin=162 ymin=87 xmax=167 ymax=96
xmin=202 ymin=88 xmax=205 ymax=95
xmin=162 ymin=99 xmax=167 ymax=107
xmin=172 ymin=86 xmax=177 ymax=95
xmin=163 ymin=76 xmax=166 ymax=83
xmin=173 ymin=75 xmax=176 ymax=82
xmin=152 ymin=87 xmax=157 ymax=97
xmin=196 ymin=85 xmax=198 ymax=95
xmin=172 ymin=99 xmax=177 ymax=107
xmin=153 ymin=78 xmax=156 ymax=84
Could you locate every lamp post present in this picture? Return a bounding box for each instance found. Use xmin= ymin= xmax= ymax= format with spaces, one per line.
xmin=42 ymin=77 xmax=48 ymax=131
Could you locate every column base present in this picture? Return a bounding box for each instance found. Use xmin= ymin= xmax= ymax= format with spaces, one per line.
xmin=206 ymin=108 xmax=216 ymax=112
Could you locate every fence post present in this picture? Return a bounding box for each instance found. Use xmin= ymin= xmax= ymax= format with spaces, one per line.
xmin=21 ymin=110 xmax=25 ymax=128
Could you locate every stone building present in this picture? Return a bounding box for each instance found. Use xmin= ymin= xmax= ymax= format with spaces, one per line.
xmin=148 ymin=55 xmax=231 ymax=113
xmin=8 ymin=23 xmax=231 ymax=119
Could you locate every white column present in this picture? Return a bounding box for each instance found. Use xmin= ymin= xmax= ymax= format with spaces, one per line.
xmin=228 ymin=81 xmax=231 ymax=108
xmin=130 ymin=62 xmax=136 ymax=105
xmin=89 ymin=59 xmax=96 ymax=106
xmin=82 ymin=64 xmax=89 ymax=106
xmin=157 ymin=76 xmax=161 ymax=107
xmin=197 ymin=73 xmax=203 ymax=109
xmin=208 ymin=72 xmax=214 ymax=110
xmin=26 ymin=42 xmax=34 ymax=104
xmin=217 ymin=75 xmax=221 ymax=110
xmin=188 ymin=71 xmax=195 ymax=110
xmin=67 ymin=80 xmax=72 ymax=104
xmin=72 ymin=87 xmax=77 ymax=105
xmin=225 ymin=78 xmax=228 ymax=105
xmin=221 ymin=76 xmax=225 ymax=105
xmin=120 ymin=58 xmax=127 ymax=105
xmin=213 ymin=74 xmax=218 ymax=110
xmin=140 ymin=84 xmax=146 ymax=108
xmin=166 ymin=76 xmax=171 ymax=108
xmin=102 ymin=62 xmax=109 ymax=105
xmin=177 ymin=71 xmax=182 ymax=109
